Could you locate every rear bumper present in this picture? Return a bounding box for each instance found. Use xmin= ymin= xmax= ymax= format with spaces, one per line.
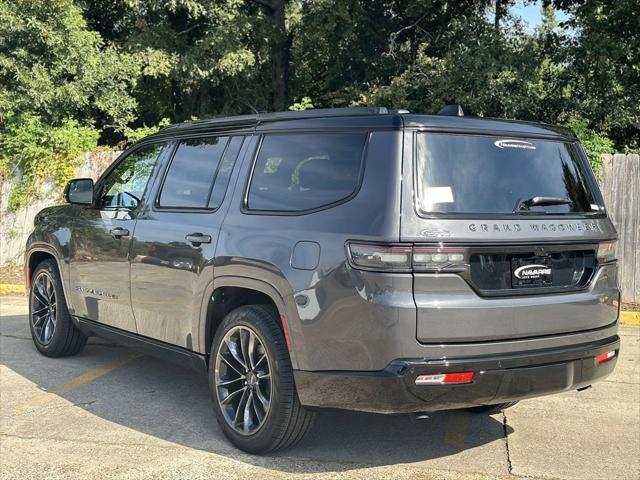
xmin=294 ymin=335 xmax=620 ymax=413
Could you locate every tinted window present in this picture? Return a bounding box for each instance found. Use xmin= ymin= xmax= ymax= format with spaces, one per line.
xmin=416 ymin=134 xmax=599 ymax=215
xmin=247 ymin=133 xmax=367 ymax=212
xmin=159 ymin=137 xmax=229 ymax=208
xmin=208 ymin=136 xmax=244 ymax=209
xmin=100 ymin=143 xmax=164 ymax=209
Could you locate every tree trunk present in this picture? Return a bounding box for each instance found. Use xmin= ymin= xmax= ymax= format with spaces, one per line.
xmin=494 ymin=0 xmax=507 ymax=30
xmin=271 ymin=0 xmax=289 ymax=111
xmin=252 ymin=0 xmax=290 ymax=111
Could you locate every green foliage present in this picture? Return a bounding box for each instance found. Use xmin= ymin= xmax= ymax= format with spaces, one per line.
xmin=0 ymin=0 xmax=637 ymax=214
xmin=0 ymin=114 xmax=99 ymax=210
xmin=288 ymin=97 xmax=314 ymax=111
xmin=563 ymin=118 xmax=615 ymax=174
xmin=0 ymin=0 xmax=140 ymax=130
xmin=551 ymin=0 xmax=640 ymax=150
xmin=124 ymin=118 xmax=172 ymax=144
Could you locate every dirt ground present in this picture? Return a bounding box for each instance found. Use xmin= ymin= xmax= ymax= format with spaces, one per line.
xmin=623 ymin=302 xmax=640 ymax=312
xmin=0 ymin=265 xmax=23 ymax=285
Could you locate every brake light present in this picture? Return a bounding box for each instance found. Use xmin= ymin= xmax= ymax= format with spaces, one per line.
xmin=347 ymin=243 xmax=469 ymax=272
xmin=415 ymin=372 xmax=475 ymax=385
xmin=596 ymin=350 xmax=616 ymax=365
xmin=597 ymin=241 xmax=617 ymax=264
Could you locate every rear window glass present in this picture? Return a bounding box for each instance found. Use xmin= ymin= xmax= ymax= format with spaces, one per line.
xmin=247 ymin=133 xmax=367 ymax=212
xmin=416 ymin=133 xmax=600 ymax=215
xmin=159 ymin=137 xmax=228 ymax=208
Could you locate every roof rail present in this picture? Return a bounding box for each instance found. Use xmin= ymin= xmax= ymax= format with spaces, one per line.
xmin=162 ymin=106 xmax=390 ymax=131
xmin=438 ymin=104 xmax=464 ymax=117
xmin=260 ymin=106 xmax=389 ymax=121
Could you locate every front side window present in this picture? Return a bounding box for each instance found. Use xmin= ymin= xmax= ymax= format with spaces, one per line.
xmin=247 ymin=133 xmax=367 ymax=212
xmin=416 ymin=133 xmax=600 ymax=215
xmin=99 ymin=143 xmax=165 ymax=209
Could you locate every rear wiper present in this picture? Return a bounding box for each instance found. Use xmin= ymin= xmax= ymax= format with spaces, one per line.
xmin=513 ymin=196 xmax=573 ymax=213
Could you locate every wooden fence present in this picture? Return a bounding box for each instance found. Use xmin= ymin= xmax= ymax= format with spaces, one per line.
xmin=600 ymin=154 xmax=639 ymax=304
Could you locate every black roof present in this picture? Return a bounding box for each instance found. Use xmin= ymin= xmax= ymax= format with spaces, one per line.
xmin=149 ymin=106 xmax=575 ymax=141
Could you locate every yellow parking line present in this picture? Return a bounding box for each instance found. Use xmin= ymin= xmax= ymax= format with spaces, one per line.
xmin=443 ymin=411 xmax=470 ymax=448
xmin=621 ymin=311 xmax=639 ymax=325
xmin=13 ymin=352 xmax=142 ymax=413
xmin=0 ymin=284 xmax=25 ymax=295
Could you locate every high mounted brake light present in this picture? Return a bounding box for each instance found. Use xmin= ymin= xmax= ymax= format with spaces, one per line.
xmin=347 ymin=243 xmax=468 ymax=272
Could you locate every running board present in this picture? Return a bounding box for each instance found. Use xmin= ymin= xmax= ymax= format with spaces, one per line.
xmin=73 ymin=317 xmax=208 ymax=374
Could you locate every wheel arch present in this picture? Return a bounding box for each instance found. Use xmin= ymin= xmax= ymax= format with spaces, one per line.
xmin=200 ymin=276 xmax=300 ymax=369
xmin=25 ymin=246 xmax=68 ymax=298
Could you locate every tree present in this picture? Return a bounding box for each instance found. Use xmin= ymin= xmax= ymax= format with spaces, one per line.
xmin=250 ymin=0 xmax=292 ymax=111
xmin=82 ymin=0 xmax=263 ymax=124
xmin=0 ymin=0 xmax=140 ymax=130
xmin=551 ymin=0 xmax=640 ymax=149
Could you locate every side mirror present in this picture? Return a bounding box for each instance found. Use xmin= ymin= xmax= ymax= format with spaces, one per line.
xmin=64 ymin=178 xmax=94 ymax=205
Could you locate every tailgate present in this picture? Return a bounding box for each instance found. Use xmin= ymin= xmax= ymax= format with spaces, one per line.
xmin=413 ymin=261 xmax=619 ymax=343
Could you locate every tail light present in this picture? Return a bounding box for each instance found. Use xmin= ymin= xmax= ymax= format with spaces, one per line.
xmin=347 ymin=243 xmax=468 ymax=272
xmin=412 ymin=246 xmax=467 ymax=271
xmin=347 ymin=243 xmax=412 ymax=271
xmin=597 ymin=241 xmax=617 ymax=264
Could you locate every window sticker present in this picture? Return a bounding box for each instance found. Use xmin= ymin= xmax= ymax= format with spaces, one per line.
xmin=426 ymin=186 xmax=454 ymax=204
xmin=494 ymin=139 xmax=536 ymax=150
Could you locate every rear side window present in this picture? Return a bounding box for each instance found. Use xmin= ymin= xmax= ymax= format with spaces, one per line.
xmin=208 ymin=136 xmax=244 ymax=209
xmin=247 ymin=133 xmax=367 ymax=212
xmin=158 ymin=137 xmax=229 ymax=208
xmin=416 ymin=133 xmax=600 ymax=215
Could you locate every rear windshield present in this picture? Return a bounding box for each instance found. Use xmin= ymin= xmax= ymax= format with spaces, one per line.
xmin=416 ymin=133 xmax=601 ymax=215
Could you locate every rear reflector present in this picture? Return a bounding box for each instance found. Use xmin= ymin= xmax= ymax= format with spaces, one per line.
xmin=596 ymin=350 xmax=616 ymax=365
xmin=415 ymin=372 xmax=475 ymax=385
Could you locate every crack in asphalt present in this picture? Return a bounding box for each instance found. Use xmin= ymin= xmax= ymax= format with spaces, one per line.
xmin=71 ymin=400 xmax=97 ymax=407
xmin=502 ymin=411 xmax=513 ymax=475
xmin=0 ymin=432 xmax=197 ymax=451
xmin=604 ymin=379 xmax=639 ymax=385
xmin=0 ymin=333 xmax=31 ymax=340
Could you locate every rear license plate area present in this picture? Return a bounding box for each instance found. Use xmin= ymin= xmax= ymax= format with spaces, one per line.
xmin=511 ymin=256 xmax=553 ymax=288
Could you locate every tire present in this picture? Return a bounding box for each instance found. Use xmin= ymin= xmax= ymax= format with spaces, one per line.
xmin=467 ymin=402 xmax=519 ymax=414
xmin=209 ymin=305 xmax=315 ymax=453
xmin=29 ymin=259 xmax=87 ymax=357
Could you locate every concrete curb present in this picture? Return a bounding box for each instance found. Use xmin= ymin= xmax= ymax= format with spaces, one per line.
xmin=1 ymin=283 xmax=639 ymax=325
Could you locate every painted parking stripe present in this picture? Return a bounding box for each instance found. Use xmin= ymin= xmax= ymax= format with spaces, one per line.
xmin=13 ymin=352 xmax=142 ymax=413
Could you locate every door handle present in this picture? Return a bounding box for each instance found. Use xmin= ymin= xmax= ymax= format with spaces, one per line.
xmin=185 ymin=233 xmax=212 ymax=245
xmin=110 ymin=227 xmax=130 ymax=238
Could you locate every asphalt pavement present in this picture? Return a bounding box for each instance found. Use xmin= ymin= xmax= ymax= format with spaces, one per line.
xmin=1 ymin=296 xmax=638 ymax=480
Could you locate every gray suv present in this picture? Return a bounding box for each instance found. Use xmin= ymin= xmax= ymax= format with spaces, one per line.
xmin=25 ymin=107 xmax=621 ymax=453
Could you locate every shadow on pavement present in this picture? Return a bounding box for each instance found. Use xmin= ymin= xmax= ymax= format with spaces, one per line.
xmin=1 ymin=311 xmax=511 ymax=473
